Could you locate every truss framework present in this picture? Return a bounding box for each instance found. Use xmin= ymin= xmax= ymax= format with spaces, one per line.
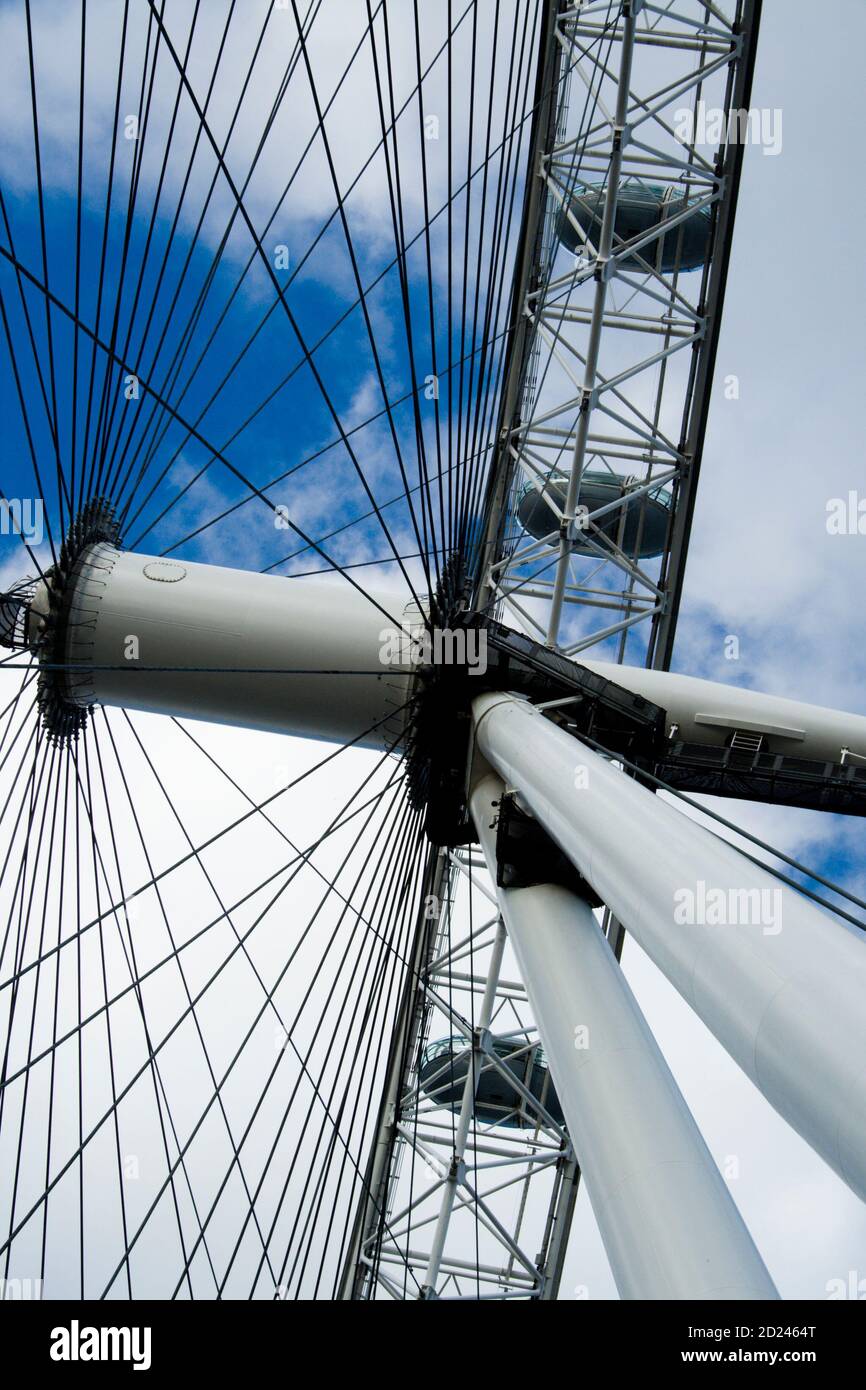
xmin=350 ymin=844 xmax=578 ymax=1301
xmin=346 ymin=0 xmax=763 ymax=1300
xmin=477 ymin=0 xmax=761 ymax=668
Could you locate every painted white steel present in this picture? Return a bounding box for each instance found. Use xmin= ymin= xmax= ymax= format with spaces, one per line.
xmin=580 ymin=658 xmax=866 ymax=762
xmin=473 ymin=692 xmax=866 ymax=1202
xmin=471 ymin=772 xmax=778 ymax=1301
xmin=63 ymin=545 xmax=412 ymax=749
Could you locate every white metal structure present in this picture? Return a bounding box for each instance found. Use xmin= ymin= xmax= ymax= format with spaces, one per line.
xmin=351 ymin=0 xmax=777 ymax=1299
xmin=470 ymin=769 xmax=778 ymax=1301
xmin=476 ymin=0 xmax=762 ymax=670
xmin=54 ymin=546 xmax=411 ymax=748
xmin=472 ymin=694 xmax=866 ymax=1205
xmin=3 ymin=0 xmax=865 ymax=1306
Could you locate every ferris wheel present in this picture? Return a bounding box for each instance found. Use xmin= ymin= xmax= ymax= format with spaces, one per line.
xmin=0 ymin=0 xmax=864 ymax=1305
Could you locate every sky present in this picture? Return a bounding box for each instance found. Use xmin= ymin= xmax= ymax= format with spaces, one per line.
xmin=0 ymin=0 xmax=864 ymax=1301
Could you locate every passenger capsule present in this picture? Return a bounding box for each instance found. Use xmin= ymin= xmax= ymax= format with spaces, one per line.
xmin=558 ymin=182 xmax=712 ymax=273
xmin=418 ymin=1035 xmax=564 ymax=1128
xmin=516 ymin=472 xmax=671 ymax=558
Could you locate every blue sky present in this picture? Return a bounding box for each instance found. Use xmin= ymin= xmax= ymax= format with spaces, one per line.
xmin=0 ymin=0 xmax=522 ymax=593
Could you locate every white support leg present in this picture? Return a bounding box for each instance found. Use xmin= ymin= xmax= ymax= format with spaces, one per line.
xmin=471 ymin=772 xmax=777 ymax=1301
xmin=473 ymin=691 xmax=866 ymax=1203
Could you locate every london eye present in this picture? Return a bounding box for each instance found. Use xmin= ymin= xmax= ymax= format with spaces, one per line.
xmin=0 ymin=0 xmax=864 ymax=1307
